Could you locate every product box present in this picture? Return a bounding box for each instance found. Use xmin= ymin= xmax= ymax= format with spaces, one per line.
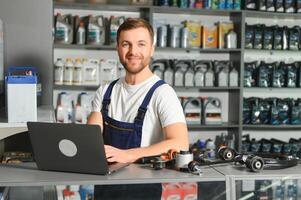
xmin=202 ymin=25 xmax=218 ymax=49
xmin=218 ymin=22 xmax=234 ymax=48
xmin=184 ymin=21 xmax=202 ymax=48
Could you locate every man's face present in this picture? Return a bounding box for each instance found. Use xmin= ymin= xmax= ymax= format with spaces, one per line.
xmin=117 ymin=27 xmax=154 ymax=75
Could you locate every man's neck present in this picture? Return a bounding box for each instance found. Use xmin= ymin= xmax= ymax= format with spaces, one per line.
xmin=125 ymin=67 xmax=153 ymax=85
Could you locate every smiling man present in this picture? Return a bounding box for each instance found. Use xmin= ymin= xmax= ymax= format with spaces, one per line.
xmin=87 ymin=18 xmax=189 ymax=199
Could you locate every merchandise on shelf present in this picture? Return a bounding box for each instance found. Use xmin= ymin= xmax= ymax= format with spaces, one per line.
xmin=109 ymin=16 xmax=125 ymax=46
xmin=203 ymin=97 xmax=222 ymax=125
xmin=244 ymin=0 xmax=300 ymax=13
xmin=154 ymin=0 xmax=241 ymax=9
xmin=54 ymin=13 xmax=73 ymax=44
xmin=182 ymin=97 xmax=202 ymax=124
xmin=99 ymin=59 xmax=118 ymax=86
xmin=202 ymin=25 xmax=218 ymax=49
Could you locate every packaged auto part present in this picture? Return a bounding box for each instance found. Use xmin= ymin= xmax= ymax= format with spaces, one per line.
xmin=54 ymin=58 xmax=65 ymax=85
xmin=157 ymin=25 xmax=168 ymax=47
xmin=250 ymin=138 xmax=261 ymax=153
xmin=266 ymin=0 xmax=275 ymax=11
xmin=272 ymin=62 xmax=285 ymax=88
xmin=245 ymin=24 xmax=254 ymax=49
xmin=202 ymin=25 xmax=218 ymax=49
xmin=253 ymin=24 xmax=264 ymax=49
xmin=277 ymin=98 xmax=290 ymax=124
xmin=274 ymin=0 xmax=284 ymax=12
xmin=260 ymin=139 xmax=272 ymax=153
xmin=99 ymin=59 xmax=117 ymax=86
xmin=229 ymin=63 xmax=239 ymax=87
xmin=269 ymin=98 xmax=280 ymax=125
xmin=257 ymin=61 xmax=272 ymax=87
xmin=203 ymin=0 xmax=211 ymax=8
xmin=163 ymin=60 xmax=174 ymax=86
xmin=288 ymin=138 xmax=301 ymax=157
xmin=194 ymin=0 xmax=203 ymax=8
xmin=226 ymin=30 xmax=238 ymax=49
xmin=194 ymin=61 xmax=209 ymax=87
xmin=203 ymin=97 xmax=222 ymax=124
xmin=83 ymin=59 xmax=100 ymax=86
xmin=183 ymin=97 xmax=202 ymax=124
xmin=55 ymin=13 xmax=74 ymax=44
xmin=184 ymin=20 xmax=201 ymax=48
xmin=212 ymin=0 xmax=219 ymax=9
xmin=271 ymin=138 xmax=285 ymax=153
xmin=214 ymin=61 xmax=229 ymax=87
xmin=151 ymin=59 xmax=167 ymax=80
xmin=177 ymin=0 xmax=188 ymax=8
xmin=63 ymin=58 xmax=74 ymax=85
xmin=226 ymin=0 xmax=234 ymax=9
xmin=219 ymin=0 xmax=227 ymax=9
xmin=244 ymin=61 xmax=257 ymax=87
xmin=180 ymin=27 xmax=189 ymax=48
xmin=273 ymin=26 xmax=283 ymax=50
xmin=204 ymin=62 xmax=215 ymax=86
xmin=233 ymin=0 xmax=241 ymax=9
xmin=245 ymin=0 xmax=257 ymax=9
xmin=168 ymin=25 xmax=180 ymax=48
xmin=283 ymin=62 xmax=297 ymax=87
xmin=73 ymin=58 xmax=84 ymax=85
xmin=263 ymin=26 xmax=273 ymax=50
xmin=217 ymin=22 xmax=234 ymax=49
xmin=288 ymin=26 xmax=300 ymax=50
xmin=284 ymin=0 xmax=295 ymax=12
xmin=109 ymin=16 xmax=125 ymax=46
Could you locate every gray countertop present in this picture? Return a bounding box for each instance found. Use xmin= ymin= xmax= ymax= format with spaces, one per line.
xmin=0 ymin=163 xmax=225 ymax=187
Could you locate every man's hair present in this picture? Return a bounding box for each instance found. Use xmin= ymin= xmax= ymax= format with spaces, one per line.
xmin=117 ymin=18 xmax=154 ymax=45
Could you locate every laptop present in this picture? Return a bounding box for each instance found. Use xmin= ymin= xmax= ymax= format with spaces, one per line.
xmin=27 ymin=122 xmax=128 ymax=175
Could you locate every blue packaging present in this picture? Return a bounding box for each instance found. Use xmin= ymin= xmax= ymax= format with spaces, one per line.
xmin=226 ymin=0 xmax=234 ymax=9
xmin=204 ymin=0 xmax=212 ymax=8
xmin=219 ymin=0 xmax=227 ymax=9
xmin=233 ymin=0 xmax=241 ymax=9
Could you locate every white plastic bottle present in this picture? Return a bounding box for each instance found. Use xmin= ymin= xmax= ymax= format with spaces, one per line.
xmin=73 ymin=58 xmax=83 ymax=85
xmin=54 ymin=58 xmax=65 ymax=85
xmin=63 ymin=58 xmax=74 ymax=85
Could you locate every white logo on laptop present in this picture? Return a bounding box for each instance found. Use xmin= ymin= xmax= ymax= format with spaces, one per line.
xmin=58 ymin=139 xmax=77 ymax=157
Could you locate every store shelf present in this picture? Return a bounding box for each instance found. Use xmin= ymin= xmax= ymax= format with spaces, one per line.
xmin=152 ymin=6 xmax=241 ymax=16
xmin=244 ymin=49 xmax=301 ymax=53
xmin=245 ymin=10 xmax=301 ymax=19
xmin=188 ymin=123 xmax=239 ymax=130
xmin=174 ymin=86 xmax=240 ymax=92
xmin=54 ymin=1 xmax=146 ymax=12
xmin=243 ymin=124 xmax=301 ymax=130
xmin=53 ymin=84 xmax=99 ymax=91
xmin=244 ymin=87 xmax=301 ymax=91
xmin=54 ymin=44 xmax=116 ymax=50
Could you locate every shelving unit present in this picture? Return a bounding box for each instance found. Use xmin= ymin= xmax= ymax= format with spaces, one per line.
xmin=52 ymin=0 xmax=301 ymax=151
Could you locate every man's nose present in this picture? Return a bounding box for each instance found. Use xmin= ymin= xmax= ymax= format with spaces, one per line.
xmin=129 ymin=45 xmax=139 ymax=55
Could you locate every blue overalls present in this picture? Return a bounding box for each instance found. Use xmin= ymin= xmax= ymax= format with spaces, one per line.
xmin=95 ymin=78 xmax=165 ymax=200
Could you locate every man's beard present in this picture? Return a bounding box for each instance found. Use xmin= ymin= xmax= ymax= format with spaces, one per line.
xmin=121 ymin=57 xmax=151 ymax=75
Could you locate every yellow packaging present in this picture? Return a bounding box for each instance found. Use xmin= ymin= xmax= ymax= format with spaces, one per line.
xmin=202 ymin=25 xmax=218 ymax=49
xmin=218 ymin=22 xmax=234 ymax=49
xmin=184 ymin=21 xmax=202 ymax=48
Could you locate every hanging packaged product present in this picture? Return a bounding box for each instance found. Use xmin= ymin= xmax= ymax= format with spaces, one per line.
xmin=272 ymin=63 xmax=285 ymax=88
xmin=288 ymin=26 xmax=300 ymax=50
xmin=184 ymin=20 xmax=202 ymax=48
xmin=73 ymin=58 xmax=83 ymax=85
xmin=184 ymin=60 xmax=194 ymax=87
xmin=203 ymin=97 xmax=222 ymax=125
xmin=55 ymin=13 xmax=74 ymax=44
xmin=266 ymin=0 xmax=275 ymax=11
xmin=174 ymin=60 xmax=190 ymax=86
xmin=244 ymin=61 xmax=257 ymax=87
xmin=56 ymin=92 xmax=73 ymax=123
xmin=284 ymin=0 xmax=295 ymax=12
xmin=273 ymin=26 xmax=283 ymax=50
xmin=291 ymin=98 xmax=301 ymax=124
xmin=86 ymin=15 xmax=105 ymax=45
xmin=283 ymin=62 xmax=297 ymax=87
xmin=229 ymin=63 xmax=239 ymax=87
xmin=297 ymin=0 xmax=301 ymax=12
xmin=282 ymin=26 xmax=289 ymax=50
xmin=245 ymin=0 xmax=256 ymax=9
xmin=214 ymin=61 xmax=229 ymax=87
xmin=233 ymin=0 xmax=241 ymax=10
xmin=100 ymin=59 xmax=118 ymax=86
xmin=183 ymin=97 xmax=202 ymax=124
xmin=63 ymin=58 xmax=74 ymax=85
xmin=151 ymin=59 xmax=166 ymax=81
xmin=257 ymin=61 xmax=273 ymax=87
xmin=157 ymin=25 xmax=168 ymax=47
xmin=204 ymin=62 xmax=215 ymax=86
xmin=218 ymin=22 xmax=234 ymax=49
xmin=168 ymin=25 xmax=181 ymax=48
xmin=194 ymin=61 xmax=210 ymax=87
xmin=245 ymin=24 xmax=254 ymax=49
xmin=253 ymin=24 xmax=264 ymax=49
xmin=54 ymin=58 xmax=65 ymax=85
xmin=258 ymin=0 xmax=266 ymax=11
xmin=110 ymin=16 xmax=125 ymax=46
xmin=202 ymin=25 xmax=218 ymax=49
xmin=263 ymin=26 xmax=273 ymax=50
xmin=83 ymin=59 xmax=100 ymax=86
xmin=76 ymin=21 xmax=86 ymax=45
xmin=275 ymin=0 xmax=284 ymax=12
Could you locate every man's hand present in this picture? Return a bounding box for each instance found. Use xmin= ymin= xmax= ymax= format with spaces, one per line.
xmin=104 ymin=145 xmax=138 ymax=163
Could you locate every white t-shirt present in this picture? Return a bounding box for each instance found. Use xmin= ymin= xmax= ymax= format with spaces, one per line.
xmin=91 ymin=75 xmax=186 ymax=147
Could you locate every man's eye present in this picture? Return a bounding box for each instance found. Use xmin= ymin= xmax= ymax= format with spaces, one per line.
xmin=138 ymin=43 xmax=146 ymax=47
xmin=122 ymin=43 xmax=129 ymax=47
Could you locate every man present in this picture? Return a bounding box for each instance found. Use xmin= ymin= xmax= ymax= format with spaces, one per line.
xmin=88 ymin=18 xmax=189 ymax=163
